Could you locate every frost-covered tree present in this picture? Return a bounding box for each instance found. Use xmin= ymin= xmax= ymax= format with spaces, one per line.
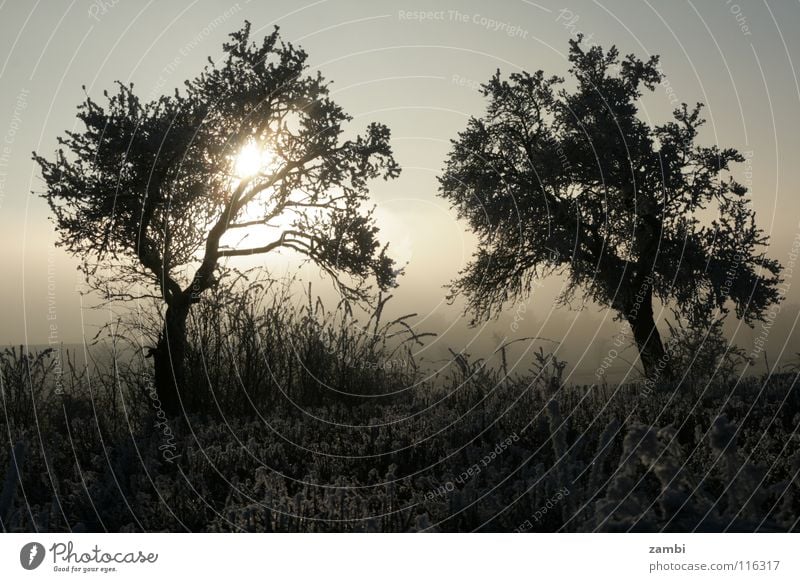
xmin=439 ymin=36 xmax=781 ymax=378
xmin=35 ymin=23 xmax=400 ymax=414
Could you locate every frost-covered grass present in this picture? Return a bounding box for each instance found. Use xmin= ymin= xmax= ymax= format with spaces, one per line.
xmin=2 ymin=287 xmax=799 ymax=532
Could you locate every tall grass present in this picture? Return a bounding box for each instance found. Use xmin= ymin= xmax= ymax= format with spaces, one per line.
xmin=1 ymin=283 xmax=799 ymax=532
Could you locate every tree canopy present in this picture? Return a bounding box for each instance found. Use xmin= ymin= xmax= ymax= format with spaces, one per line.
xmin=36 ymin=22 xmax=400 ymax=306
xmin=439 ymin=36 xmax=782 ymax=377
xmin=35 ymin=22 xmax=401 ymax=413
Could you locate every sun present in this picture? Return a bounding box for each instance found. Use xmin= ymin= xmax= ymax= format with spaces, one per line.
xmin=228 ymin=141 xmax=292 ymax=230
xmin=234 ymin=140 xmax=275 ymax=178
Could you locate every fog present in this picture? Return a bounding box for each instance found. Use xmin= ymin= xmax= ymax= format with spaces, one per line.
xmin=2 ymin=0 xmax=799 ymax=382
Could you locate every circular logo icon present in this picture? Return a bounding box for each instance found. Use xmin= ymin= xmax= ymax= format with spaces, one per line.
xmin=20 ymin=542 xmax=46 ymax=570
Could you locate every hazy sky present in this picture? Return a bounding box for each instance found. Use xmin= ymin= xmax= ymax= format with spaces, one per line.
xmin=2 ymin=0 xmax=799 ymax=382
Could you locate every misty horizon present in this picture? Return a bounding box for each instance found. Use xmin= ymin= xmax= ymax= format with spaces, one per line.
xmin=2 ymin=1 xmax=799 ymax=384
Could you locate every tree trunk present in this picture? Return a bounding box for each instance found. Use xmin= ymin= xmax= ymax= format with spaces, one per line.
xmin=152 ymin=301 xmax=191 ymax=417
xmin=627 ymin=293 xmax=670 ymax=381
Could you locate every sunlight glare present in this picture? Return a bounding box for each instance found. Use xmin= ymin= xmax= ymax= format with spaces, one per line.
xmin=234 ymin=140 xmax=275 ymax=178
